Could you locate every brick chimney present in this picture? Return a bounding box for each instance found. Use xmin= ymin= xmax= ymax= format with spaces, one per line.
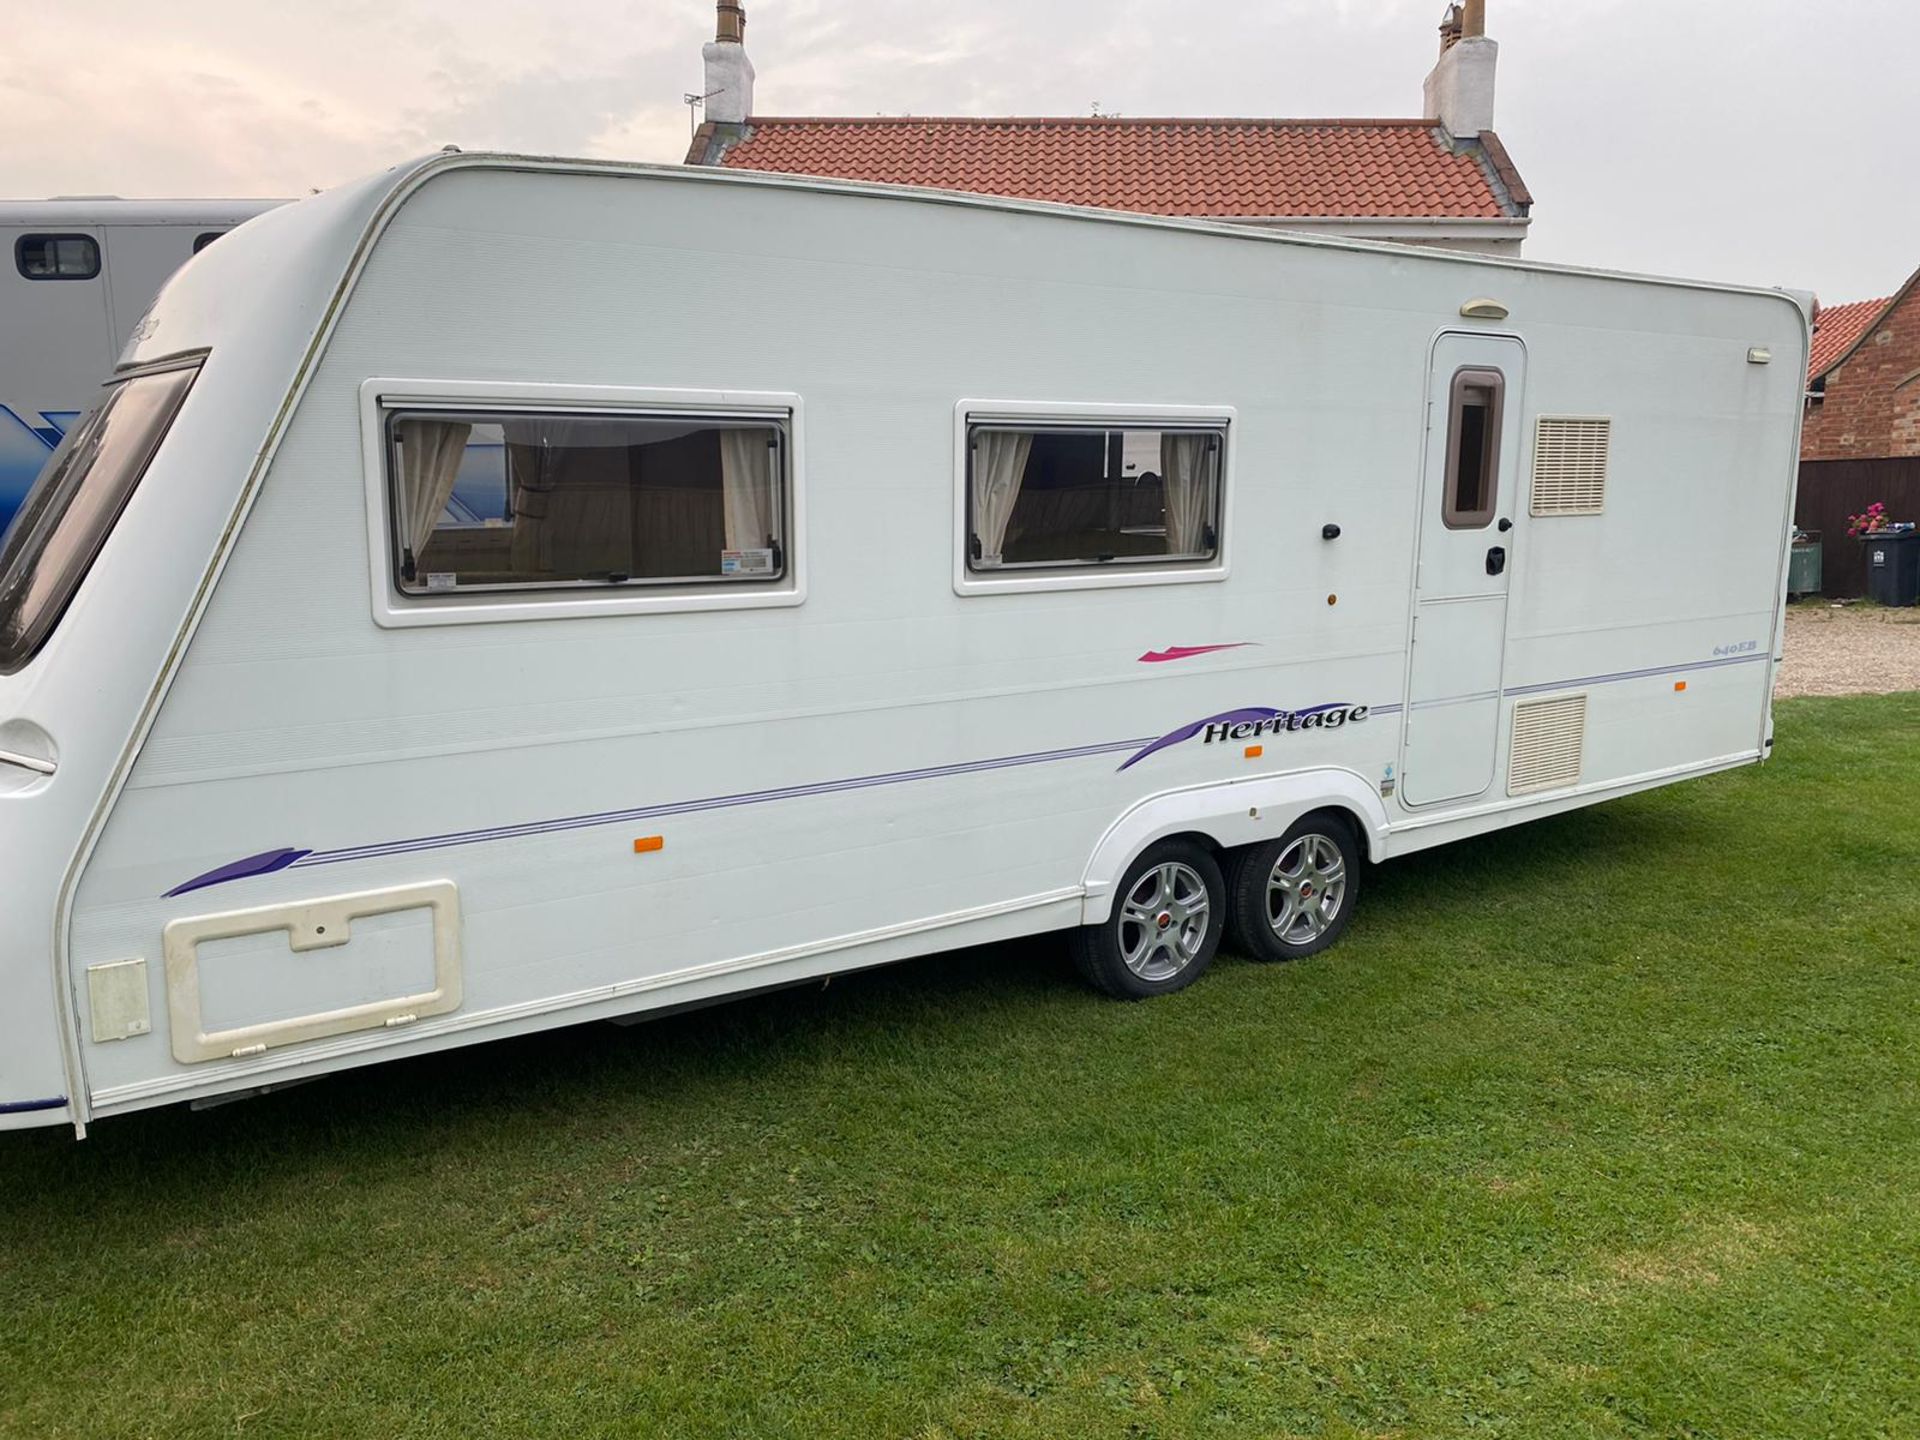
xmin=703 ymin=0 xmax=755 ymax=126
xmin=1423 ymin=1 xmax=1497 ymax=139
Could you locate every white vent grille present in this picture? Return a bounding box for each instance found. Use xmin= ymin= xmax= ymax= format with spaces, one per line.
xmin=1508 ymin=694 xmax=1587 ymax=795
xmin=1531 ymin=417 xmax=1610 ymax=515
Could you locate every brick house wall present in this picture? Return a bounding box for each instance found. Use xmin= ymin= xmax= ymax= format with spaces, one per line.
xmin=1802 ymin=280 xmax=1920 ymax=461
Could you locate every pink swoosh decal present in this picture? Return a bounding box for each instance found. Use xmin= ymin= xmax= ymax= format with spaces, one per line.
xmin=1138 ymin=643 xmax=1253 ymax=664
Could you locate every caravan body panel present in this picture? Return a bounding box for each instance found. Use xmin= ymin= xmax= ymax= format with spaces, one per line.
xmin=0 ymin=156 xmax=1806 ymax=1127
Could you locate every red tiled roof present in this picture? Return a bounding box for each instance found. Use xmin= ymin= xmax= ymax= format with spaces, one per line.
xmin=1808 ymin=295 xmax=1894 ymax=382
xmin=703 ymin=116 xmax=1524 ymax=220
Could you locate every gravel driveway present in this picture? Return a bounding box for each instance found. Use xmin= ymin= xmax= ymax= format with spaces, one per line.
xmin=1775 ymin=603 xmax=1920 ymax=698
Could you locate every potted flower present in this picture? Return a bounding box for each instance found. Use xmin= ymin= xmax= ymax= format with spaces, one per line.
xmin=1846 ymin=501 xmax=1894 ymax=538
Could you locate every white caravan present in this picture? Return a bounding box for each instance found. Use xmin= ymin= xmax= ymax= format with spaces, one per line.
xmin=0 ymin=153 xmax=1807 ymax=1134
xmin=1 ymin=199 xmax=281 ymax=529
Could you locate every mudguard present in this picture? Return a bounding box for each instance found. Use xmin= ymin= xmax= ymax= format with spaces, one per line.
xmin=1080 ymin=768 xmax=1391 ymax=924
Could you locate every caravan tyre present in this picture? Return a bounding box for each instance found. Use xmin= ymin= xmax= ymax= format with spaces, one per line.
xmin=1072 ymin=839 xmax=1225 ymax=1000
xmin=1228 ymin=813 xmax=1359 ymax=963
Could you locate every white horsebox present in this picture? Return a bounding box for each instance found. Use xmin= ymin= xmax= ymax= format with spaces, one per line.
xmin=0 ymin=152 xmax=1806 ymax=1134
xmin=0 ymin=199 xmax=281 ymax=531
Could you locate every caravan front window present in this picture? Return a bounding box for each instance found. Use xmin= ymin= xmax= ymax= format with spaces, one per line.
xmin=966 ymin=422 xmax=1223 ymax=571
xmin=384 ymin=409 xmax=788 ymax=595
xmin=0 ymin=361 xmax=200 ymax=673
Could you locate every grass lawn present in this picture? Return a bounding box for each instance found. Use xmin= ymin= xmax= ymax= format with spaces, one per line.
xmin=4 ymin=694 xmax=1919 ymax=1439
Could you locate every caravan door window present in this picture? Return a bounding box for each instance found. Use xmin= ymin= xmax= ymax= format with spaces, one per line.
xmin=1443 ymin=368 xmax=1504 ymax=529
xmin=966 ymin=421 xmax=1223 ymax=571
xmin=384 ymin=409 xmax=788 ymax=595
xmin=0 ymin=361 xmax=199 ymax=673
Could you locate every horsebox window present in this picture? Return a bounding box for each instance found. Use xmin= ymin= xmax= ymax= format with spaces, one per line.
xmin=384 ymin=409 xmax=788 ymax=596
xmin=15 ymin=234 xmax=101 ymax=281
xmin=965 ymin=421 xmax=1223 ymax=571
xmin=1442 ymin=367 xmax=1504 ymax=529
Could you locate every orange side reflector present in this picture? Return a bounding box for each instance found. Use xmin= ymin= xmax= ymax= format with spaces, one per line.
xmin=1244 ymin=744 xmax=1264 ymax=759
xmin=632 ymin=836 xmax=664 ymax=853
xmin=1674 ymin=680 xmax=1687 ymax=692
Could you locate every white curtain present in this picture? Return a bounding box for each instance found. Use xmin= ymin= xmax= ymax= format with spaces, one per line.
xmin=971 ymin=430 xmax=1033 ymax=565
xmin=1161 ymin=433 xmax=1213 ymax=555
xmin=720 ymin=427 xmax=774 ymax=551
xmin=398 ymin=419 xmax=472 ymax=560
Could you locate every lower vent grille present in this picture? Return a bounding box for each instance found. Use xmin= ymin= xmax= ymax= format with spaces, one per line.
xmin=1508 ymin=694 xmax=1587 ymax=795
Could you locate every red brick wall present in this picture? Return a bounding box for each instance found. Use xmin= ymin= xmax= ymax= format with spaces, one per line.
xmin=1803 ymin=284 xmax=1920 ymax=461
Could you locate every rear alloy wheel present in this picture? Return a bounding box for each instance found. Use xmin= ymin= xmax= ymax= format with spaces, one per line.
xmin=1072 ymin=839 xmax=1226 ymax=999
xmin=1228 ymin=814 xmax=1360 ymax=963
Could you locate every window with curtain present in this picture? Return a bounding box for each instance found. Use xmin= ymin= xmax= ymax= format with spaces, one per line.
xmin=384 ymin=408 xmax=786 ymax=595
xmin=966 ymin=421 xmax=1223 ymax=571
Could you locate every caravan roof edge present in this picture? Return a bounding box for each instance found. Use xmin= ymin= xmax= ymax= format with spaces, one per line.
xmin=370 ymin=149 xmax=1815 ymax=320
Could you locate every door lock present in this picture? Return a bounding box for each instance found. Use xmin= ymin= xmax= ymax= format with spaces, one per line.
xmin=1486 ymin=545 xmax=1507 ymax=576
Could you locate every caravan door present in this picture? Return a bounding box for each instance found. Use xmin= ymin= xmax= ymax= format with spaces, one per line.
xmin=1401 ymin=332 xmax=1525 ymax=807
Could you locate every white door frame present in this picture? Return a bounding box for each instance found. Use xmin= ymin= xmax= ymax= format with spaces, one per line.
xmin=1398 ymin=329 xmax=1527 ymax=808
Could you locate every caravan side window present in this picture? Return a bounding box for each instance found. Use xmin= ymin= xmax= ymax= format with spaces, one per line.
xmin=382 ymin=408 xmax=788 ymax=596
xmin=1443 ymin=368 xmax=1504 ymax=529
xmin=964 ymin=420 xmax=1224 ymax=572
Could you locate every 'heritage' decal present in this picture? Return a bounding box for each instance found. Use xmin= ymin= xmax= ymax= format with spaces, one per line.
xmin=1117 ymin=703 xmax=1370 ymax=771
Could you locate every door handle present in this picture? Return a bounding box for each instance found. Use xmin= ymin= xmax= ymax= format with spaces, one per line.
xmin=1486 ymin=545 xmax=1507 ymax=576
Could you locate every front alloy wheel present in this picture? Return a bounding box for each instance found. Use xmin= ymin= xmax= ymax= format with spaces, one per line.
xmin=1072 ymin=839 xmax=1226 ymax=999
xmin=1117 ymin=858 xmax=1213 ymax=982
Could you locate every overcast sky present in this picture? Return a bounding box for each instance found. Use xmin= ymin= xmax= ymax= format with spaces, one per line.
xmin=2 ymin=0 xmax=1910 ymax=302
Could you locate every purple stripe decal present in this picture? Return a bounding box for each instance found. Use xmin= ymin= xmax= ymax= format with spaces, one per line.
xmin=1408 ymin=690 xmax=1499 ymax=712
xmin=289 ymin=736 xmax=1155 ymax=869
xmin=1407 ymin=652 xmax=1771 ymax=712
xmin=0 ymin=1095 xmax=67 ymax=1115
xmin=1503 ymin=651 xmax=1769 ymax=697
xmin=159 ymin=650 xmax=1771 ymax=898
xmin=165 ymin=847 xmax=313 ymax=899
xmin=160 ymin=736 xmax=1158 ymax=892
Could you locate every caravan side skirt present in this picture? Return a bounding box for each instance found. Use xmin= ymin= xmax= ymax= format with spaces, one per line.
xmin=1378 ymin=748 xmax=1764 ymax=858
xmin=84 ymin=886 xmax=1085 ymax=1118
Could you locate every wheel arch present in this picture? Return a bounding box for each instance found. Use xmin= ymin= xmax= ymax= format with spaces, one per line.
xmin=1079 ymin=769 xmax=1389 ymax=924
